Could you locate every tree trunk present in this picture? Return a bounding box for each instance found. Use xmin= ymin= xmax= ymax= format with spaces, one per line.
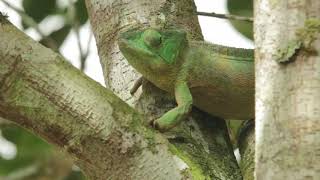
xmin=255 ymin=0 xmax=320 ymax=179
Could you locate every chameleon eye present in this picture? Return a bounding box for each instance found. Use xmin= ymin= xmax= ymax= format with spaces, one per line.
xmin=143 ymin=29 xmax=162 ymax=47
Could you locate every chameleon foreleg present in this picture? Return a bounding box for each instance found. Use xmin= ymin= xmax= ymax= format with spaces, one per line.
xmin=154 ymin=81 xmax=193 ymax=131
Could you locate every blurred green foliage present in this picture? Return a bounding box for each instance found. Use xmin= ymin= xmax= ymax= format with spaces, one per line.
xmin=0 ymin=124 xmax=85 ymax=179
xmin=22 ymin=0 xmax=56 ymax=25
xmin=227 ymin=0 xmax=253 ymax=40
xmin=75 ymin=0 xmax=88 ymax=25
xmin=22 ymin=0 xmax=88 ymax=50
xmin=0 ymin=125 xmax=52 ymax=174
xmin=0 ymin=125 xmax=85 ymax=179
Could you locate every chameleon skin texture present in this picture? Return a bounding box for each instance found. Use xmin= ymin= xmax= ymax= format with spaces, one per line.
xmin=119 ymin=29 xmax=254 ymax=131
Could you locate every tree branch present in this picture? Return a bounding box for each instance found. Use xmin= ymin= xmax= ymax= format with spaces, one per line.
xmin=68 ymin=0 xmax=87 ymax=71
xmin=197 ymin=11 xmax=253 ymax=22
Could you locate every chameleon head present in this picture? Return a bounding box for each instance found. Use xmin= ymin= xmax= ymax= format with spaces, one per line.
xmin=118 ymin=28 xmax=187 ymax=76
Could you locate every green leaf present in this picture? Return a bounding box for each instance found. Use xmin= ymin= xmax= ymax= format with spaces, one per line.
xmin=227 ymin=0 xmax=253 ymax=40
xmin=0 ymin=125 xmax=53 ymax=175
xmin=22 ymin=0 xmax=56 ymax=28
xmin=75 ymin=0 xmax=88 ymax=25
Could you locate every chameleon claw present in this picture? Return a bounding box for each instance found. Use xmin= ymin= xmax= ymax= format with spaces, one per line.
xmin=148 ymin=118 xmax=165 ymax=132
xmin=149 ymin=118 xmax=163 ymax=131
xmin=152 ymin=118 xmax=175 ymax=132
xmin=149 ymin=118 xmax=156 ymax=128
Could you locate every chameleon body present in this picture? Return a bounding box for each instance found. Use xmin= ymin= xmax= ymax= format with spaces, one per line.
xmin=118 ymin=29 xmax=254 ymax=131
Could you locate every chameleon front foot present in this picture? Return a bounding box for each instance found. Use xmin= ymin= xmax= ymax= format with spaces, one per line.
xmin=152 ymin=117 xmax=177 ymax=132
xmin=152 ymin=82 xmax=193 ymax=132
xmin=152 ymin=106 xmax=191 ymax=132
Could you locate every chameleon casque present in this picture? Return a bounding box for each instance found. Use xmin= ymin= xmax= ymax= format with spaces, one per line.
xmin=118 ymin=28 xmax=254 ymax=131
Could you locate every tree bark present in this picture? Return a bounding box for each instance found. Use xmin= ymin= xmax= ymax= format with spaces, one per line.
xmin=255 ymin=0 xmax=320 ymax=179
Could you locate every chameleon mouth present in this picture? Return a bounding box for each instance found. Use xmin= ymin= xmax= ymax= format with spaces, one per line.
xmin=118 ymin=38 xmax=155 ymax=57
xmin=118 ymin=38 xmax=129 ymax=49
xmin=118 ymin=38 xmax=131 ymax=52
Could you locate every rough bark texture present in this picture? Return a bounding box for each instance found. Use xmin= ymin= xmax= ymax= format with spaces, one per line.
xmin=255 ymin=0 xmax=320 ymax=179
xmin=86 ymin=0 xmax=242 ymax=179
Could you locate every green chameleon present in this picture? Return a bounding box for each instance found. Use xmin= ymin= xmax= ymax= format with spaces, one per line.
xmin=118 ymin=28 xmax=254 ymax=131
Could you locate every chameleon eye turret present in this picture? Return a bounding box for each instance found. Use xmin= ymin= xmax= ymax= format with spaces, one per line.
xmin=143 ymin=29 xmax=162 ymax=47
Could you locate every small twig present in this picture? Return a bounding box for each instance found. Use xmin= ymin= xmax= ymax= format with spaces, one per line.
xmin=1 ymin=0 xmax=58 ymax=49
xmin=130 ymin=76 xmax=144 ymax=95
xmin=79 ymin=31 xmax=93 ymax=70
xmin=75 ymin=26 xmax=86 ymax=71
xmin=68 ymin=0 xmax=88 ymax=71
xmin=84 ymin=31 xmax=93 ymax=58
xmin=197 ymin=11 xmax=253 ymax=22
